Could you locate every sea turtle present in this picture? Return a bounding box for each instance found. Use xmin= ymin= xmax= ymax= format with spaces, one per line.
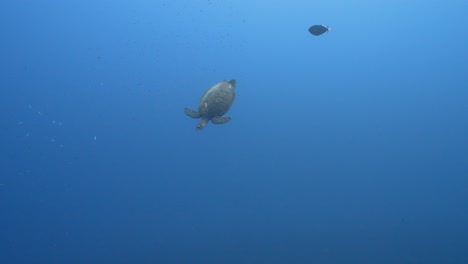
xmin=184 ymin=79 xmax=236 ymax=130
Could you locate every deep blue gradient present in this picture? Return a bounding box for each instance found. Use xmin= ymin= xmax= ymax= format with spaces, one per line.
xmin=1 ymin=0 xmax=467 ymax=263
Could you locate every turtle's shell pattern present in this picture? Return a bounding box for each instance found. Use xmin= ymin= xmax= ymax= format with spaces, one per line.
xmin=198 ymin=81 xmax=235 ymax=119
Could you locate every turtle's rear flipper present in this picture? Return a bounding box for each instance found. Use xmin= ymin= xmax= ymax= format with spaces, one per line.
xmin=212 ymin=116 xmax=231 ymax=124
xmin=184 ymin=108 xmax=201 ymax=118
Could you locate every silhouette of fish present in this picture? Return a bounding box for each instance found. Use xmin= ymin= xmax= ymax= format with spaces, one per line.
xmin=308 ymin=24 xmax=330 ymax=36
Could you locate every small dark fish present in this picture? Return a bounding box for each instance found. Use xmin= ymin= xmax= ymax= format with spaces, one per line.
xmin=308 ymin=24 xmax=330 ymax=36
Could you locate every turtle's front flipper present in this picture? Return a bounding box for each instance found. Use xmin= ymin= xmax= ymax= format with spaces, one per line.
xmin=211 ymin=116 xmax=231 ymax=124
xmin=184 ymin=108 xmax=201 ymax=118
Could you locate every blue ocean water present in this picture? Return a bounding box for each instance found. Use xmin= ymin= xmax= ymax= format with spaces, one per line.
xmin=1 ymin=0 xmax=467 ymax=263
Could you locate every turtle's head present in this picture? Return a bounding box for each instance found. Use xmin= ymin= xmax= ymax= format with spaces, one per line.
xmin=196 ymin=117 xmax=208 ymax=130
